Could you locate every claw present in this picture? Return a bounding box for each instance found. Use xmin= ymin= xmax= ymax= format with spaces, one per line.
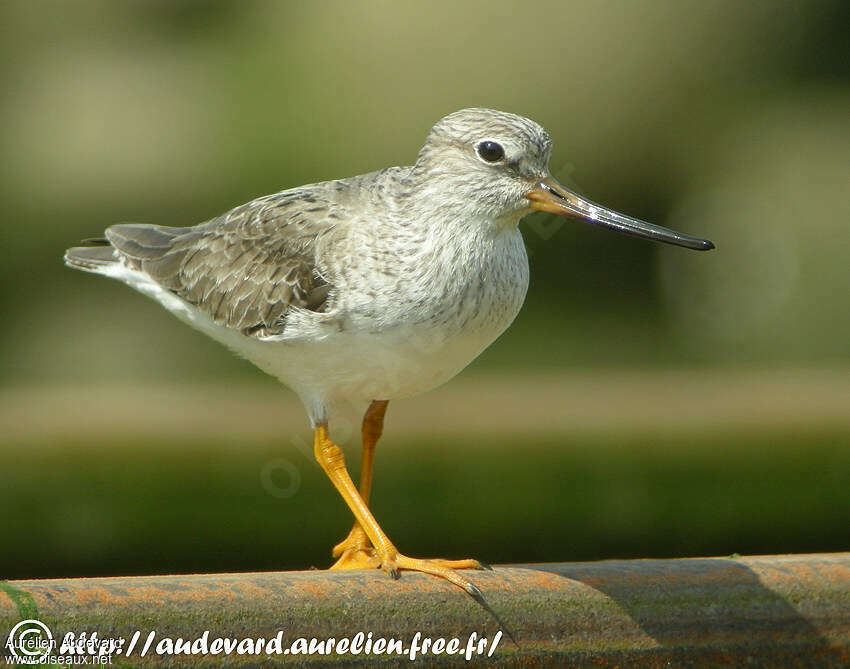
xmin=466 ymin=582 xmax=484 ymax=602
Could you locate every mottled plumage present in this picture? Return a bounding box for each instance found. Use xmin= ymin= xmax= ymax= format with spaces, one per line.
xmin=64 ymin=108 xmax=713 ymax=594
xmin=66 ymin=107 xmax=711 ymax=423
xmin=101 ymin=192 xmax=336 ymax=337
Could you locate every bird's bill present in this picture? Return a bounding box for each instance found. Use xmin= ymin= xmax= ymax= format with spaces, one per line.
xmin=525 ymin=177 xmax=715 ymax=251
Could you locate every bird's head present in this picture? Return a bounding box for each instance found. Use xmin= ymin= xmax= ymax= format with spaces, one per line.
xmin=413 ymin=108 xmax=714 ymax=251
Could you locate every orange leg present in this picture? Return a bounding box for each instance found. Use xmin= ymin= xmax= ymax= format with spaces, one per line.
xmin=314 ymin=416 xmax=485 ymax=596
xmin=330 ymin=400 xmax=388 ymax=569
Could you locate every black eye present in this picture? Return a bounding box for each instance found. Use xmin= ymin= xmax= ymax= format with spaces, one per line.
xmin=476 ymin=140 xmax=505 ymax=163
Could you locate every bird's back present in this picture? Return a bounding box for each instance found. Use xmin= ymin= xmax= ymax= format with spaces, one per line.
xmin=64 ymin=172 xmax=394 ymax=338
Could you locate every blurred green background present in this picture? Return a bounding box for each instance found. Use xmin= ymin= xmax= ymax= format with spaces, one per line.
xmin=1 ymin=1 xmax=849 ymax=580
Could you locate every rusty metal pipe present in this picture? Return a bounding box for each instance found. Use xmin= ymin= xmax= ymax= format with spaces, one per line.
xmin=2 ymin=553 xmax=848 ymax=666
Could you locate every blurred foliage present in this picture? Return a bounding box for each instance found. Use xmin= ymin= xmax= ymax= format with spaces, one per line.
xmin=4 ymin=429 xmax=849 ymax=580
xmin=1 ymin=0 xmax=849 ymax=383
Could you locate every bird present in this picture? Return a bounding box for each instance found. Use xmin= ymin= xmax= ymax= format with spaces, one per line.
xmin=65 ymin=108 xmax=714 ymax=598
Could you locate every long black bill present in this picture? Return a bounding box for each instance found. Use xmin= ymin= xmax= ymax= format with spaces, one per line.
xmin=526 ymin=177 xmax=714 ymax=251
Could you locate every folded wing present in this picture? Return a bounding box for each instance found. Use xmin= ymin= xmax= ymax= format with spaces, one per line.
xmin=67 ymin=191 xmax=336 ymax=337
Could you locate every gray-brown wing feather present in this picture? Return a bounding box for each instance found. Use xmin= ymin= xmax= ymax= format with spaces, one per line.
xmin=105 ymin=193 xmax=336 ymax=336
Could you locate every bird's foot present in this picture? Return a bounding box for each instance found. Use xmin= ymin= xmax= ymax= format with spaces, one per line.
xmin=330 ymin=547 xmax=381 ymax=570
xmin=329 ymin=526 xmax=380 ymax=570
xmin=377 ymin=549 xmax=490 ymax=598
xmin=329 ymin=528 xmax=488 ymax=596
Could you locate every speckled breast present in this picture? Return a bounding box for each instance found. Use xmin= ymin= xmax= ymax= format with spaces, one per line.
xmin=333 ymin=227 xmax=530 ymax=402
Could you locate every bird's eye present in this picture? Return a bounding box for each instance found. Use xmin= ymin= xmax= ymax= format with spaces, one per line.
xmin=476 ymin=141 xmax=505 ymax=163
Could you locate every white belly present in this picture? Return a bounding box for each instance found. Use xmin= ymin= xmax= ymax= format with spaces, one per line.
xmin=99 ymin=227 xmax=529 ymax=423
xmin=259 ymin=316 xmax=515 ymax=410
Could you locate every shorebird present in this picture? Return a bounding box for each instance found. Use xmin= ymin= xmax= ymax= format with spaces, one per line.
xmin=65 ymin=108 xmax=713 ymax=597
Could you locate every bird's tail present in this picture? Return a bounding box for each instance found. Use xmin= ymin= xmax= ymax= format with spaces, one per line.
xmin=63 ymin=239 xmax=117 ymax=273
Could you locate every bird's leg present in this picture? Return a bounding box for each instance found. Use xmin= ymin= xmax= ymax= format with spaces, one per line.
xmin=330 ymin=400 xmax=388 ymax=570
xmin=314 ymin=423 xmax=487 ymax=596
